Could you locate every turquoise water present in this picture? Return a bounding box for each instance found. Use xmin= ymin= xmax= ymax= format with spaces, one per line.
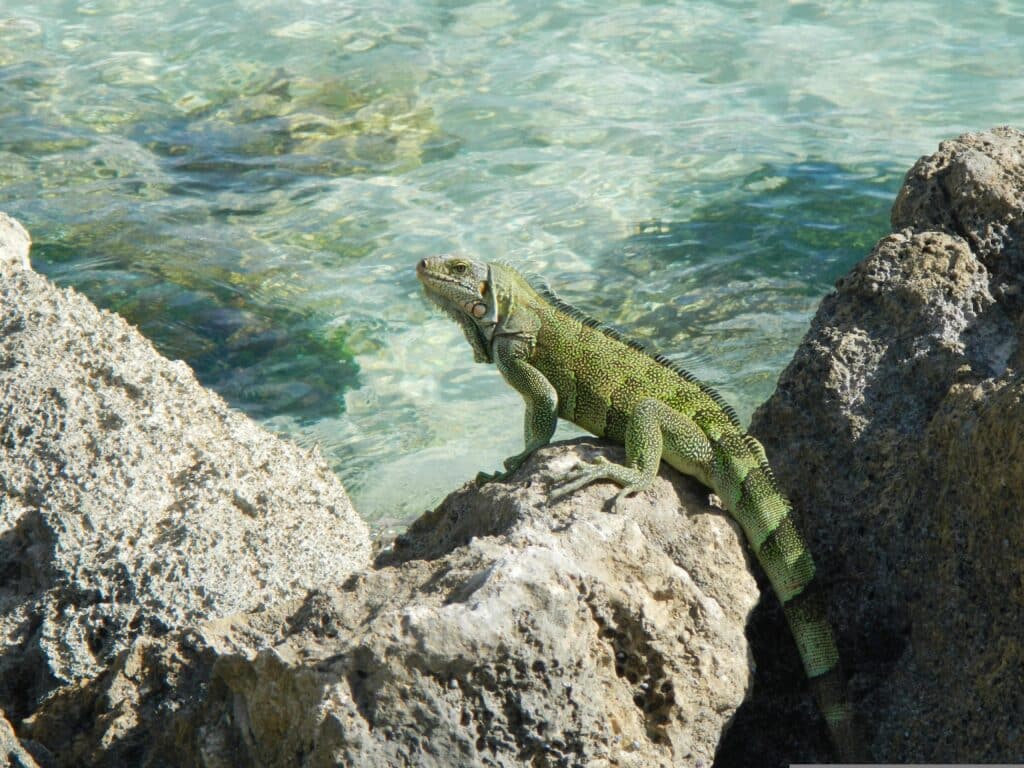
xmin=1 ymin=1 xmax=1021 ymax=528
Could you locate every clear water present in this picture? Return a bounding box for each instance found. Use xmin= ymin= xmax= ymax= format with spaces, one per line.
xmin=1 ymin=1 xmax=1021 ymax=529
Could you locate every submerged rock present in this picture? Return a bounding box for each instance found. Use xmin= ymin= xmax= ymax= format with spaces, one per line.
xmin=0 ymin=220 xmax=370 ymax=725
xmin=23 ymin=442 xmax=758 ymax=767
xmin=740 ymin=126 xmax=1024 ymax=763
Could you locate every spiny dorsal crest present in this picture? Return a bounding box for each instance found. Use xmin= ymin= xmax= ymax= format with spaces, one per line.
xmin=519 ymin=265 xmax=742 ymax=430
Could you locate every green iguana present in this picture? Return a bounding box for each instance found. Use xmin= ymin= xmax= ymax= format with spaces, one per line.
xmin=416 ymin=255 xmax=863 ymax=761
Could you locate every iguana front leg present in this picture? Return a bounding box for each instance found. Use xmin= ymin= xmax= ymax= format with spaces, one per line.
xmin=551 ymin=398 xmax=713 ymax=508
xmin=477 ymin=335 xmax=558 ymax=483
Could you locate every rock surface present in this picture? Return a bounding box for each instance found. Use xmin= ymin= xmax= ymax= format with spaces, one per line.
xmin=0 ymin=221 xmax=371 ymax=725
xmin=737 ymin=126 xmax=1024 ymax=764
xmin=1 ymin=711 xmax=40 ymax=768
xmin=2 ymin=216 xmax=757 ymax=766
xmin=0 ymin=215 xmax=31 ymax=273
xmin=23 ymin=443 xmax=758 ymax=768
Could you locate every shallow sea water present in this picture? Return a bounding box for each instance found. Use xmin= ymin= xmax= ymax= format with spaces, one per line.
xmin=1 ymin=0 xmax=1021 ymax=528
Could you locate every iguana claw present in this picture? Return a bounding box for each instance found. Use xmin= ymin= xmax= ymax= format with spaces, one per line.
xmin=549 ymin=456 xmax=649 ymax=508
xmin=475 ymin=451 xmax=531 ymax=485
xmin=475 ymin=469 xmax=505 ymax=484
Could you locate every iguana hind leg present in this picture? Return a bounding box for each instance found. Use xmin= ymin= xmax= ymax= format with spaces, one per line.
xmin=551 ymin=399 xmax=713 ymax=507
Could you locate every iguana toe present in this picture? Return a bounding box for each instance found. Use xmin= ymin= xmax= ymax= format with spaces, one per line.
xmin=475 ymin=469 xmax=507 ymax=484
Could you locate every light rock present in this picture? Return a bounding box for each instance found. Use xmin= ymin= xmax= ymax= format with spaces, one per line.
xmin=0 ymin=220 xmax=371 ymax=727
xmin=25 ymin=442 xmax=758 ymax=768
xmin=0 ymin=214 xmax=30 ymax=272
xmin=0 ymin=710 xmax=40 ymax=768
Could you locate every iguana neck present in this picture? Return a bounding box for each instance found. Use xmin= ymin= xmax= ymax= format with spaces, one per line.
xmin=483 ymin=263 xmax=543 ymax=357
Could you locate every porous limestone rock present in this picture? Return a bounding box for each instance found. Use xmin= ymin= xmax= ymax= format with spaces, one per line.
xmin=892 ymin=125 xmax=1024 ymax=280
xmin=24 ymin=442 xmax=759 ymax=768
xmin=0 ymin=220 xmax=371 ymax=725
xmin=0 ymin=214 xmax=31 ymax=272
xmin=731 ymin=127 xmax=1024 ymax=764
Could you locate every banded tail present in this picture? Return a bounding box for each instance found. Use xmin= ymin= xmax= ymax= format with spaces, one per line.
xmin=710 ymin=431 xmax=864 ymax=761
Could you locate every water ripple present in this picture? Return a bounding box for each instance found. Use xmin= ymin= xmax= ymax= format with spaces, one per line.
xmin=0 ymin=0 xmax=1018 ymax=525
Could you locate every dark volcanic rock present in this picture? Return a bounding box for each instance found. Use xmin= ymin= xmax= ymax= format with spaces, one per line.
xmin=742 ymin=127 xmax=1024 ymax=763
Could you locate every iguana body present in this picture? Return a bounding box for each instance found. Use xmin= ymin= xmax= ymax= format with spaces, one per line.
xmin=417 ymin=255 xmax=862 ymax=761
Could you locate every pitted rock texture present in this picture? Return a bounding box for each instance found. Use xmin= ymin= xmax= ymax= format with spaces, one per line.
xmin=892 ymin=125 xmax=1024 ymax=283
xmin=732 ymin=127 xmax=1024 ymax=765
xmin=23 ymin=442 xmax=758 ymax=768
xmin=0 ymin=219 xmax=371 ymax=724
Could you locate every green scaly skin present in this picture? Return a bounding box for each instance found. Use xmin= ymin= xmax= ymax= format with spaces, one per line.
xmin=417 ymin=255 xmax=864 ymax=761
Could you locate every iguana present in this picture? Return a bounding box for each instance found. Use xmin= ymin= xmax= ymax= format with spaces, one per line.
xmin=416 ymin=254 xmax=863 ymax=761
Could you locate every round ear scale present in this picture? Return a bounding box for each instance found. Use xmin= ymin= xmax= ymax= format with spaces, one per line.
xmin=471 ymin=302 xmax=487 ymax=318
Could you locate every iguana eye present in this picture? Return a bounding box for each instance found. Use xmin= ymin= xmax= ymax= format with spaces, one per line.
xmin=451 ymin=261 xmax=469 ymax=275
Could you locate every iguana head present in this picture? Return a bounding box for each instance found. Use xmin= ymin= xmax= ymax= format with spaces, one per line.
xmin=417 ymin=255 xmax=497 ymax=363
xmin=416 ymin=255 xmax=493 ymax=320
xmin=417 ymin=255 xmax=543 ymax=364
